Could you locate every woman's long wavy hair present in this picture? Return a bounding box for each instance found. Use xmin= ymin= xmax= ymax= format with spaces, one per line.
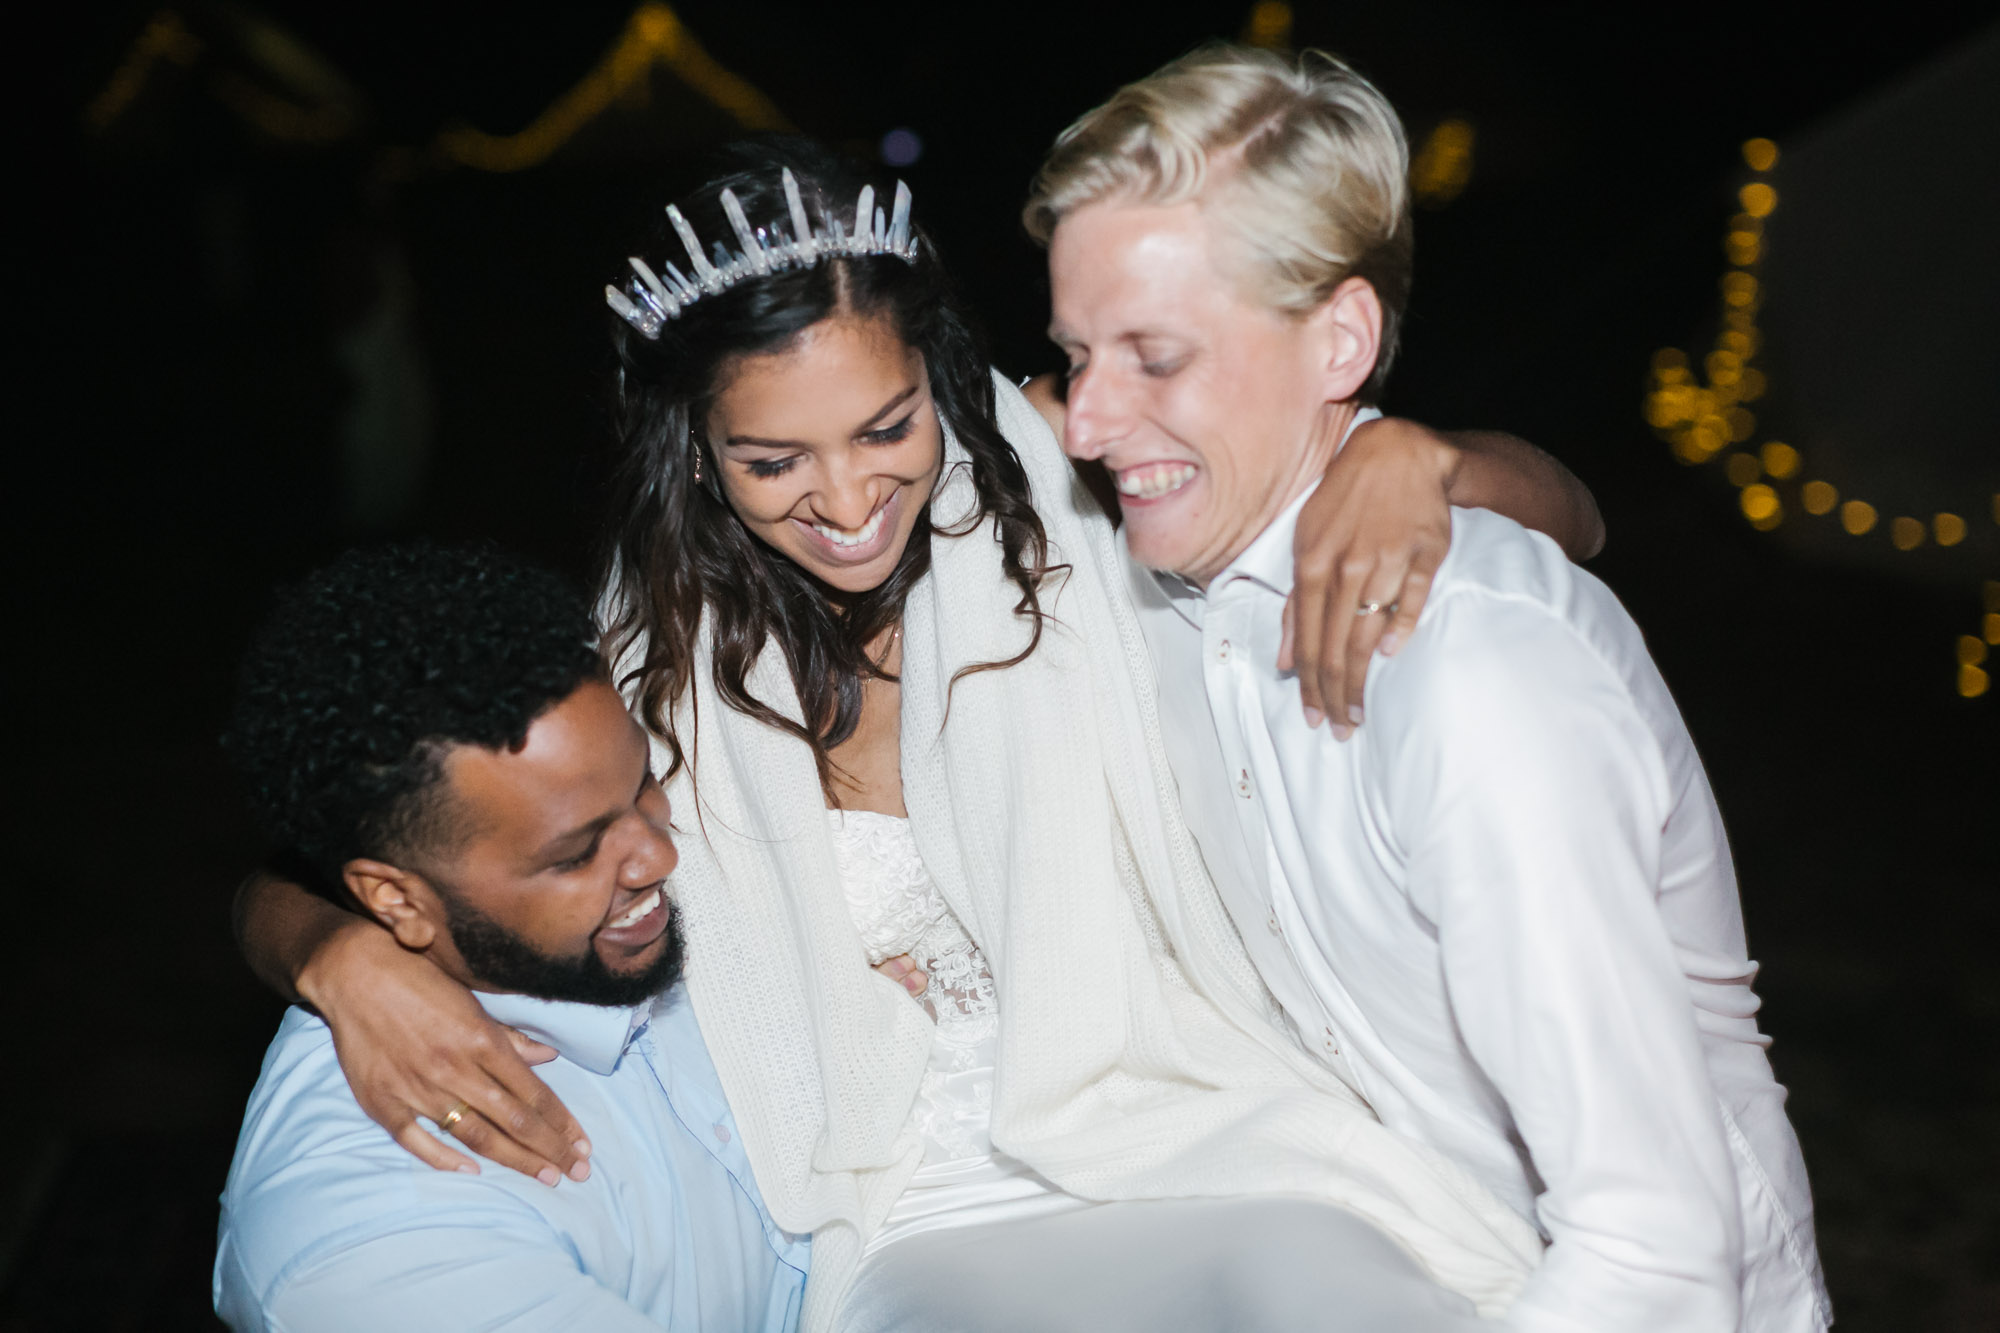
xmin=601 ymin=138 xmax=1053 ymax=793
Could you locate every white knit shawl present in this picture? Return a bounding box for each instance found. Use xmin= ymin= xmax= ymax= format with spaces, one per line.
xmin=642 ymin=373 xmax=1541 ymax=1330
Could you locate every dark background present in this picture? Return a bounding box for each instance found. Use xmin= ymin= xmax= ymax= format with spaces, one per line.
xmin=8 ymin=2 xmax=1996 ymax=1328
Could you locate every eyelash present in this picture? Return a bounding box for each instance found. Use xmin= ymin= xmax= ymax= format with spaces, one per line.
xmin=741 ymin=414 xmax=917 ymax=478
xmin=553 ymin=839 xmax=602 ymax=872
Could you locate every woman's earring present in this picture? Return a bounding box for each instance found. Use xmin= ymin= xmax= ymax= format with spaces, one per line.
xmin=692 ymin=445 xmax=704 ymax=485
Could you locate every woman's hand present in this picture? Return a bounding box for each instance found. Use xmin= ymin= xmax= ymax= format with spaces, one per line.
xmin=876 ymin=954 xmax=929 ymax=997
xmin=1282 ymin=417 xmax=1457 ymax=737
xmin=299 ymin=916 xmax=593 ymax=1185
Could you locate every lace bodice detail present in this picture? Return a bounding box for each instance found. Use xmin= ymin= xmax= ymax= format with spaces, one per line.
xmin=828 ymin=808 xmax=998 ymax=1161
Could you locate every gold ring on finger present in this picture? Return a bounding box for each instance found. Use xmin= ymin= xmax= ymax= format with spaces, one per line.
xmin=439 ymin=1099 xmax=471 ymax=1134
xmin=1354 ymin=600 xmax=1400 ymax=617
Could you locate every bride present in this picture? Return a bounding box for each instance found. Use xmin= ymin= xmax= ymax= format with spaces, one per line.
xmin=237 ymin=138 xmax=1603 ymax=1330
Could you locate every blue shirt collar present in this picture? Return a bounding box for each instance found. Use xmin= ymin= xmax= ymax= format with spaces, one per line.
xmin=474 ymin=990 xmax=657 ymax=1077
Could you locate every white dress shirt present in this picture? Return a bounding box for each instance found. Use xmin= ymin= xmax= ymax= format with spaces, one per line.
xmin=215 ymin=984 xmax=808 ymax=1332
xmin=1127 ymin=487 xmax=1830 ymax=1332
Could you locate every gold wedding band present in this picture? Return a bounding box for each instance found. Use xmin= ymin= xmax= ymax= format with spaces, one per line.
xmin=439 ymin=1099 xmax=471 ymax=1134
xmin=1355 ymin=600 xmax=1400 ymax=617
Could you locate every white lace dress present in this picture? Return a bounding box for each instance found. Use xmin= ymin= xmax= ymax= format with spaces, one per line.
xmin=827 ymin=808 xmax=1087 ymax=1258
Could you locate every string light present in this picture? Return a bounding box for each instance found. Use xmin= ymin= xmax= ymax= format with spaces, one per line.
xmin=1645 ymin=138 xmax=1993 ymax=699
xmin=434 ymin=3 xmax=791 ymax=172
xmin=87 ymin=3 xmax=791 ymax=166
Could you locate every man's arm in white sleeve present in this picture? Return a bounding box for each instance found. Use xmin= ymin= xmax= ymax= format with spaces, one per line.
xmin=1382 ymin=592 xmax=1742 ymax=1333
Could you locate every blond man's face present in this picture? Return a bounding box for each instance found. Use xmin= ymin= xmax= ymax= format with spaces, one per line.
xmin=1047 ymin=199 xmax=1355 ymax=585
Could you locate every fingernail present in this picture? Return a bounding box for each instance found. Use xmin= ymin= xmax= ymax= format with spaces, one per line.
xmin=1303 ymin=707 xmax=1324 ymax=729
xmin=1379 ymin=633 xmax=1401 ymax=656
xmin=457 ymin=1164 xmax=479 ymax=1175
xmin=574 ymin=1139 xmax=593 ymax=1158
xmin=538 ymin=1167 xmax=560 ymax=1187
xmin=1348 ymin=704 xmax=1364 ymax=725
xmin=569 ymin=1160 xmax=591 ymax=1182
xmin=1332 ymin=723 xmax=1354 ymax=742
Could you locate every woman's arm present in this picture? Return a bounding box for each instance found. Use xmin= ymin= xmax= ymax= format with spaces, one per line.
xmin=1285 ymin=418 xmax=1604 ymax=736
xmin=235 ymin=871 xmax=591 ymax=1184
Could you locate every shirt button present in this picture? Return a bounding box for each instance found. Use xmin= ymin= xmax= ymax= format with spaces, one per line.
xmin=1266 ymin=914 xmax=1281 ymax=935
xmin=1323 ymin=1027 xmax=1339 ymax=1056
xmin=713 ymin=1123 xmax=732 ymax=1144
xmin=1217 ymin=639 xmax=1232 ymax=662
xmin=1236 ymin=769 xmax=1252 ymax=799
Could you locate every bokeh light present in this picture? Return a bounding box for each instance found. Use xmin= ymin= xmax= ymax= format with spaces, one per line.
xmin=879 ymin=127 xmax=923 ymax=166
xmin=1841 ymin=500 xmax=1878 ymax=535
xmin=1741 ymin=137 xmax=1779 ymax=171
xmin=1962 ymin=665 xmax=1992 ymax=699
xmin=1890 ymin=516 xmax=1926 ymax=550
xmin=1760 ymin=441 xmax=1800 ymax=478
xmin=1740 ymin=483 xmax=1781 ymax=528
xmin=1738 ymin=181 xmax=1778 ymax=217
xmin=1801 ymin=480 xmax=1838 ymax=515
xmin=1933 ymin=513 xmax=1966 ymax=546
xmin=1725 ymin=452 xmax=1762 ymax=487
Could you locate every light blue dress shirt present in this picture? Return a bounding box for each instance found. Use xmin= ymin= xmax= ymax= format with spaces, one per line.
xmin=215 ymin=984 xmax=807 ymax=1332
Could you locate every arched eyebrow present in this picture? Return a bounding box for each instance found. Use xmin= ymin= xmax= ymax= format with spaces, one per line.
xmin=724 ymin=383 xmax=918 ymax=449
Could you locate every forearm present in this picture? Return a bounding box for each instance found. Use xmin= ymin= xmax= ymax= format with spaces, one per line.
xmin=234 ymin=868 xmax=373 ymax=1005
xmin=1442 ymin=430 xmax=1604 ymax=561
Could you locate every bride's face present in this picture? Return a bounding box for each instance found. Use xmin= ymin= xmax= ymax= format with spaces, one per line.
xmin=706 ymin=312 xmax=944 ymax=595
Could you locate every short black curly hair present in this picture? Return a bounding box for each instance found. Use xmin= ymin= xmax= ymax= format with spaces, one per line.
xmin=225 ymin=542 xmax=605 ymax=894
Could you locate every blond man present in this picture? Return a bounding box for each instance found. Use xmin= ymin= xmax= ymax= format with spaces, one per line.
xmin=1027 ymin=44 xmax=1829 ymax=1332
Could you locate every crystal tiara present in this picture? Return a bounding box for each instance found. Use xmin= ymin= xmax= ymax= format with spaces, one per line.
xmin=606 ymin=168 xmax=918 ymax=338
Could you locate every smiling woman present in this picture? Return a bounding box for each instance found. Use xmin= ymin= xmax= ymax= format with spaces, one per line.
xmin=707 ymin=315 xmax=942 ymax=592
xmin=600 ymin=138 xmax=1055 ymax=795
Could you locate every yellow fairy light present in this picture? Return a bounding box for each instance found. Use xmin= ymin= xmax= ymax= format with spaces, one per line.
xmin=1724 ymin=453 xmax=1762 ymax=487
xmin=1740 ymin=483 xmax=1781 ymax=528
xmin=1721 ymin=272 xmax=1759 ymax=306
xmin=1742 ymin=138 xmax=1779 ymax=172
xmin=1801 ymin=480 xmax=1838 ymax=515
xmin=1727 ymin=407 xmax=1757 ymax=442
xmin=1651 ymin=348 xmax=1688 ymax=373
xmin=1890 ymin=516 xmax=1926 ymax=550
xmin=1985 ymin=613 xmax=2000 ymax=645
xmin=1244 ymin=0 xmax=1295 ymax=49
xmin=1959 ymin=635 xmax=1990 ymax=666
xmin=1841 ymin=500 xmax=1878 ymax=535
xmin=1760 ymin=442 xmax=1800 ymax=479
xmin=1934 ymin=513 xmax=1967 ymax=546
xmin=1962 ymin=665 xmax=1991 ymax=698
xmin=1739 ymin=182 xmax=1778 ymax=217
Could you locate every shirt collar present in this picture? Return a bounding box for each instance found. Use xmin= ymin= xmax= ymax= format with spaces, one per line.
xmin=1212 ymin=406 xmax=1384 ymax=599
xmin=474 ymin=990 xmax=658 ymax=1077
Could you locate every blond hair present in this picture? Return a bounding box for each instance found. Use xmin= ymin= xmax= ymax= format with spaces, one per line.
xmin=1024 ymin=43 xmax=1413 ymax=399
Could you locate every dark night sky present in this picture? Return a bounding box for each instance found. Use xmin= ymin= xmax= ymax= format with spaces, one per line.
xmin=11 ymin=3 xmax=1997 ymax=1327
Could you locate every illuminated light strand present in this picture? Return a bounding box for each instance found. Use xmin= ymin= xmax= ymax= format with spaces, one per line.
xmin=84 ymin=9 xmax=203 ymax=131
xmin=86 ymin=4 xmax=791 ymax=166
xmin=1644 ymin=138 xmax=1993 ymax=699
xmin=433 ymin=2 xmax=792 ymax=172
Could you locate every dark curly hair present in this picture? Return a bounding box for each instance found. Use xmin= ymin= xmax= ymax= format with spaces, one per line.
xmin=601 ymin=137 xmax=1054 ymax=793
xmin=225 ymin=542 xmax=604 ymax=894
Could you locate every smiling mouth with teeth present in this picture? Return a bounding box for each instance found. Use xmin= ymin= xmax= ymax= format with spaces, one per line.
xmin=606 ymin=886 xmax=663 ymax=931
xmin=1113 ymin=463 xmax=1197 ymax=500
xmin=810 ymin=503 xmax=888 ymax=549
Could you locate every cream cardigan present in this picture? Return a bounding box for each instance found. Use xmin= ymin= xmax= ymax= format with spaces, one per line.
xmin=637 ymin=374 xmax=1541 ymax=1330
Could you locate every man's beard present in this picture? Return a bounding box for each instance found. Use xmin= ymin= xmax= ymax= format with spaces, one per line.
xmin=442 ymin=893 xmax=686 ymax=1007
